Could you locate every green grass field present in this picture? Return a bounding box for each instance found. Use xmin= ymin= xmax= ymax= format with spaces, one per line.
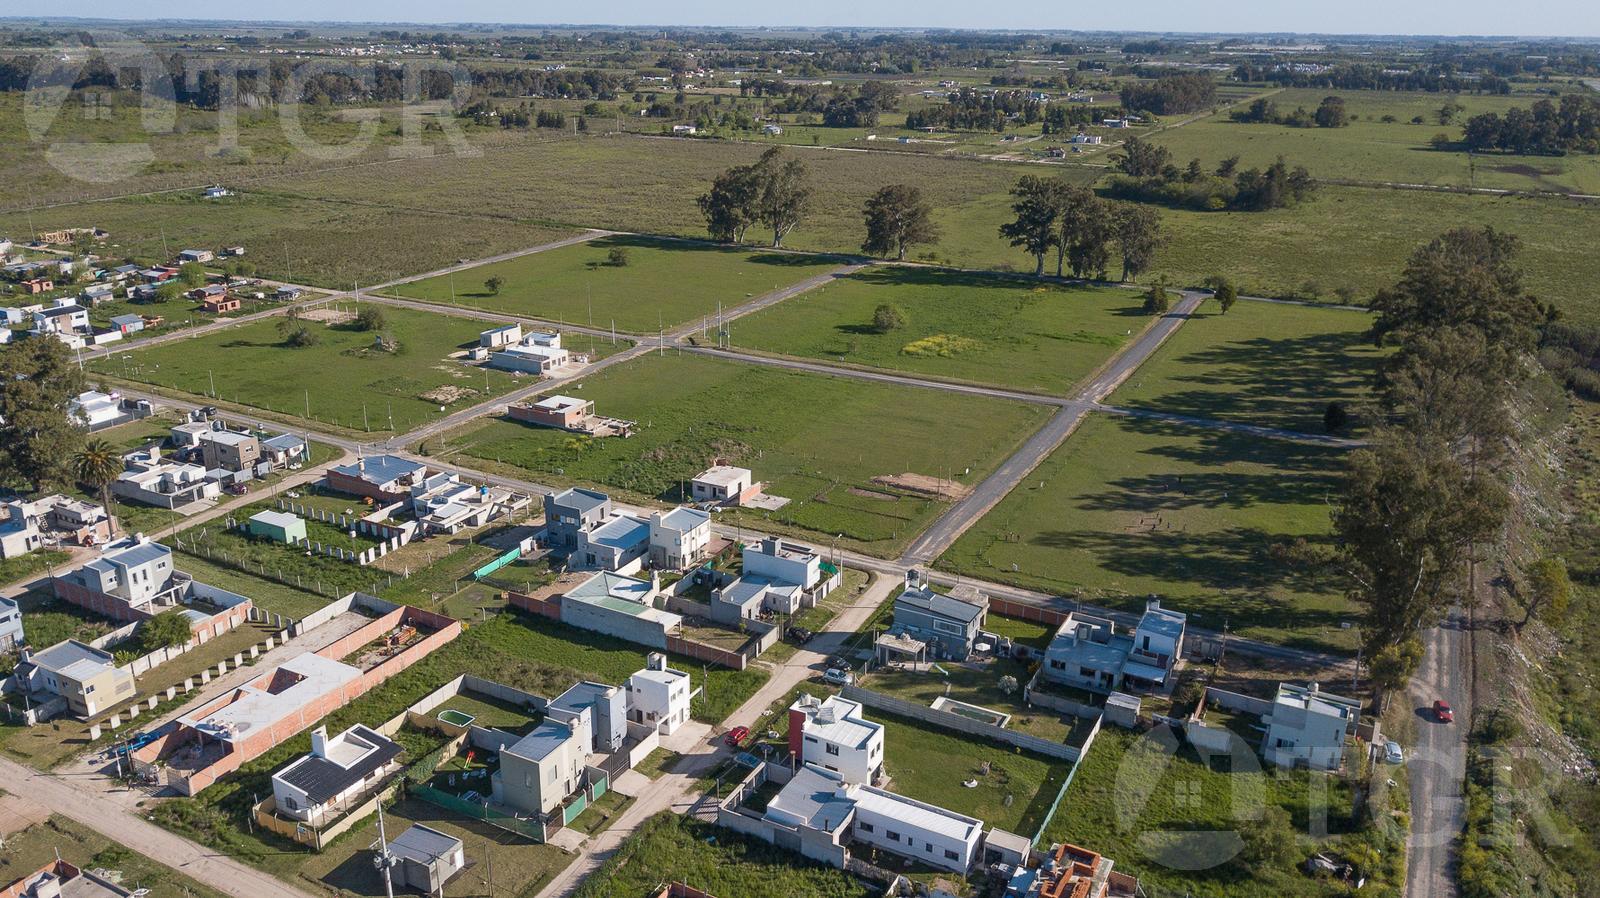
xmin=730 ymin=266 xmax=1144 ymax=395
xmin=90 ymin=305 xmax=531 ymax=434
xmin=427 ymin=352 xmax=1054 ymax=556
xmin=938 ymin=414 xmax=1356 ymax=653
xmin=1111 ymin=299 xmax=1386 ymax=434
xmin=1043 ymin=726 xmax=1402 ymax=898
xmin=391 ymin=234 xmax=846 ymax=333
xmin=1150 ymin=87 xmax=1600 ymax=195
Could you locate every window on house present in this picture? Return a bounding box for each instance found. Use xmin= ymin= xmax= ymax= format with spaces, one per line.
xmin=825 ymin=744 xmax=839 ymax=755
xmin=887 ymin=831 xmax=900 ymax=842
xmin=284 ymin=796 xmax=298 ymax=810
xmin=1050 ymin=660 xmax=1065 ymax=670
xmin=1080 ymin=666 xmax=1096 ymax=679
xmin=926 ymin=843 xmax=933 ymax=853
xmin=858 ymin=821 xmax=874 ymax=833
xmin=945 ymin=849 xmax=959 ymax=861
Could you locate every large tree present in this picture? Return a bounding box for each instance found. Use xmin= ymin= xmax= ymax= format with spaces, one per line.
xmin=999 ymin=175 xmax=1062 ymax=276
xmin=697 ymin=162 xmax=764 ymax=243
xmin=72 ymin=438 xmax=123 ymax=536
xmin=861 ymin=184 xmax=940 ymax=261
xmin=1054 ymin=185 xmax=1111 ymax=279
xmin=753 ymin=148 xmax=812 ymax=248
xmin=1370 ymin=226 xmax=1549 ymax=352
xmin=1113 ymin=202 xmax=1163 ymax=283
xmin=1115 ymin=136 xmax=1172 ymax=178
xmin=0 ymin=338 xmax=88 ymax=492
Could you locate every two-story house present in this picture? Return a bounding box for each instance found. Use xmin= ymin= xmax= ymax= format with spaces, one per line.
xmin=787 ymin=693 xmax=885 ymax=785
xmin=647 ymin=507 xmax=712 ymax=570
xmin=1040 ymin=599 xmax=1187 ymax=694
xmin=542 ymin=487 xmax=612 ymax=550
xmin=889 ymin=571 xmax=987 ymax=661
xmin=1262 ymin=682 xmax=1362 ymax=771
xmin=625 ymin=653 xmax=692 ymax=735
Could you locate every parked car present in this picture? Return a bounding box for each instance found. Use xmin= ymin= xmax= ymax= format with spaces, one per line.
xmin=1384 ymin=740 xmax=1405 ymax=764
xmin=786 ymin=626 xmax=814 ymax=644
xmin=1433 ymin=700 xmax=1453 ymax=723
xmin=823 ymin=667 xmax=854 ymax=686
xmin=826 ymin=655 xmax=854 ymax=672
xmin=724 ymin=726 xmax=750 ymax=748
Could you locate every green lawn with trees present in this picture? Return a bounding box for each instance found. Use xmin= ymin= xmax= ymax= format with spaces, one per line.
xmin=730 ymin=266 xmax=1143 ymax=395
xmin=89 ymin=305 xmax=529 ymax=435
xmin=938 ymin=413 xmax=1356 ymax=652
xmin=426 ymin=352 xmax=1054 ymax=556
xmin=388 ymin=234 xmax=845 ymax=333
xmin=1110 ymin=299 xmax=1386 ymax=434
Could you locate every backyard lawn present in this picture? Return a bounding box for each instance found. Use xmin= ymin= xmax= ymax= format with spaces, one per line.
xmin=6 ymin=588 xmax=114 ymax=650
xmin=938 ymin=414 xmax=1357 ymax=653
xmin=389 ymin=234 xmax=847 ymax=333
xmin=729 ymin=266 xmax=1144 ymax=395
xmin=427 ymin=352 xmax=1055 ymax=556
xmin=1110 ymin=299 xmax=1386 ymax=435
xmin=862 ymin=657 xmax=1089 ymax=744
xmin=89 ymin=305 xmax=530 ymax=435
xmin=1042 ymin=726 xmax=1400 ymax=898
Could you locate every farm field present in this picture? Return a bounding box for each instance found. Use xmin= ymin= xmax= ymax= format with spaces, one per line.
xmin=938 ymin=413 xmax=1356 ymax=653
xmin=89 ymin=304 xmax=532 ymax=435
xmin=1042 ymin=726 xmax=1403 ymax=898
xmin=389 ymin=233 xmax=846 ymax=333
xmin=1144 ymin=185 xmax=1600 ymax=323
xmin=1149 ymin=87 xmax=1600 ymax=195
xmin=730 ymin=266 xmax=1144 ymax=395
xmin=1110 ymin=299 xmax=1386 ymax=434
xmin=426 ymin=352 xmax=1056 ymax=556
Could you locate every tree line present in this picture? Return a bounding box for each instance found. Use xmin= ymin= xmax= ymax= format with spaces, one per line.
xmin=1230 ymin=95 xmax=1350 ymax=129
xmin=1458 ymin=95 xmax=1600 ymax=155
xmin=1336 ymin=227 xmax=1561 ymax=702
xmin=1230 ymin=62 xmax=1511 ymax=95
xmin=999 ymin=176 xmax=1163 ymax=280
xmin=1119 ymin=72 xmax=1217 ymax=115
xmin=1104 ymin=137 xmax=1316 ymax=212
xmin=905 ymin=88 xmax=1045 ymax=131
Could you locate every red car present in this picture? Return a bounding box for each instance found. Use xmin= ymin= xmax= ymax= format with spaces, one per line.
xmin=1433 ymin=700 xmax=1453 ymax=723
xmin=724 ymin=726 xmax=750 ymax=747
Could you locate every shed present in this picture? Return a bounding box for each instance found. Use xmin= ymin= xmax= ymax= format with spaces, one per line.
xmin=389 ymin=823 xmax=466 ymax=894
xmin=248 ymin=509 xmax=306 ymax=544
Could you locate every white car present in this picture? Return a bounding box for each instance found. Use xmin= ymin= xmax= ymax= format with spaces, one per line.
xmin=822 ymin=667 xmax=854 ymax=686
xmin=1383 ymin=740 xmax=1405 ymax=764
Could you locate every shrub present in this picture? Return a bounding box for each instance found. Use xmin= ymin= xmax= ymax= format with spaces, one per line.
xmin=353 ymin=307 xmax=386 ymax=331
xmin=871 ymin=302 xmax=905 ymax=333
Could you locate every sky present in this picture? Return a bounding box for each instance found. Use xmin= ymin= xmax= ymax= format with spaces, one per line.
xmin=19 ymin=1 xmax=1600 ymax=38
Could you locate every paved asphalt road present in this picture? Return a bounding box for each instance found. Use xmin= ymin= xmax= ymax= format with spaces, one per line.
xmin=1405 ymin=610 xmax=1469 ymax=898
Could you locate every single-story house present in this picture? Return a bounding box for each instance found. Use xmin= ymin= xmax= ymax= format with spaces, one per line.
xmin=178 ymin=249 xmax=215 ymax=264
xmin=388 ymin=824 xmax=466 ymax=895
xmin=271 ymin=724 xmax=404 ymax=826
xmin=108 ymin=313 xmax=145 ymax=335
xmin=479 ymin=323 xmax=521 ymax=348
xmin=326 ymin=455 xmax=427 ymax=503
xmin=561 ymin=571 xmax=679 ymax=650
xmin=690 ymin=465 xmax=760 ymax=506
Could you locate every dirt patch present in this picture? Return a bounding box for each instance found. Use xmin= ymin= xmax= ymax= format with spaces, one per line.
xmin=848 ymin=487 xmax=899 ymax=501
xmin=419 ymin=385 xmax=479 ymax=404
xmin=872 ymin=472 xmax=973 ymax=501
xmin=299 ymin=307 xmax=356 ymax=325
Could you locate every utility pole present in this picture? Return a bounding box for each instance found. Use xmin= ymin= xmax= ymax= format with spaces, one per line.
xmin=372 ymin=803 xmax=398 ymax=898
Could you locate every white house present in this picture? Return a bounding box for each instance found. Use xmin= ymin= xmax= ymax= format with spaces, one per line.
xmin=31 ymin=303 xmax=89 ymax=337
xmin=58 ymin=535 xmax=175 ymax=612
xmin=203 ymin=185 xmax=231 ymax=198
xmin=672 ymin=124 xmax=698 ymax=134
xmin=113 ymin=456 xmax=220 ymax=509
xmin=1262 ymin=682 xmax=1362 ymax=771
xmin=647 ymin=506 xmax=711 ymax=570
xmin=787 ymin=694 xmax=884 ymax=785
xmin=490 ymin=332 xmax=569 ymax=375
xmin=743 ymin=536 xmax=826 ymax=591
xmin=690 ymin=465 xmax=757 ymax=506
xmin=479 ymin=323 xmax=521 ymax=348
xmin=271 ymin=724 xmax=403 ymax=826
xmin=0 ymin=501 xmax=43 ymax=560
xmin=626 ymin=653 xmax=692 ymax=735
xmin=1040 ymin=598 xmax=1185 ymax=694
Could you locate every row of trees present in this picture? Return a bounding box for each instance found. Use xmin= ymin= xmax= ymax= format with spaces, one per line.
xmin=905 ymin=88 xmax=1045 ymax=131
xmin=697 ymin=148 xmax=814 ymax=247
xmin=1230 ymin=95 xmax=1350 ymax=129
xmin=1459 ymin=95 xmax=1600 ymax=155
xmin=1107 ymin=138 xmax=1316 ymax=212
xmin=999 ymin=176 xmax=1162 ymax=281
xmin=1230 ymin=62 xmax=1512 ymax=95
xmin=1336 ymin=227 xmax=1559 ymax=700
xmin=1119 ymin=72 xmax=1217 ymax=115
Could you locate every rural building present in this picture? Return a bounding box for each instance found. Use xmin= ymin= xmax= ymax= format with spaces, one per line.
xmin=276 ymin=286 xmax=303 ymax=300
xmin=561 ymin=571 xmax=679 ymax=648
xmin=248 ymin=509 xmax=307 ymax=544
xmin=788 ymin=694 xmax=884 ymax=786
xmin=625 ymin=653 xmax=693 ymax=735
xmin=189 ymin=284 xmax=226 ymax=301
xmin=479 ymin=323 xmax=521 ymax=348
xmin=203 ymin=295 xmax=241 ymax=314
xmin=387 ymin=824 xmax=466 ymax=895
xmin=326 ymin=455 xmax=428 ymax=503
xmin=11 ymin=640 xmax=135 ymax=717
xmin=19 ymin=277 xmax=52 ymax=294
xmin=889 ymin=571 xmax=987 ymax=660
xmin=199 ymin=430 xmax=262 ymax=472
xmin=647 ymin=507 xmax=712 ymax=569
xmin=673 ymin=124 xmax=698 ymax=134
xmin=1040 ymin=599 xmax=1187 ymax=694
xmin=1070 ymin=131 xmax=1104 ymax=144
xmin=0 ymin=596 xmax=23 ymax=651
xmin=1262 ymin=682 xmax=1362 ymax=771
xmin=490 ymin=342 xmax=569 ymax=374
xmin=203 ymin=185 xmax=231 ymax=198
xmin=542 ymin=487 xmax=612 ymax=549
xmin=271 ymin=724 xmax=404 ymax=826
xmin=108 ymin=313 xmax=145 ymax=335
xmin=689 ymin=465 xmax=760 ymax=506
xmin=508 ymin=395 xmax=636 ymax=437
xmin=178 ymin=249 xmax=215 ymax=263
xmin=575 ymin=513 xmax=651 ymax=572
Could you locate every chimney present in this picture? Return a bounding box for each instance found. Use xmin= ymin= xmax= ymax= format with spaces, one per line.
xmin=905 ymin=569 xmax=919 ymax=591
xmin=647 ymin=652 xmax=666 ymax=672
xmin=357 ymin=456 xmax=365 ymax=473
xmin=1146 ymin=595 xmax=1161 ymax=613
xmin=310 ymin=726 xmax=329 ymax=759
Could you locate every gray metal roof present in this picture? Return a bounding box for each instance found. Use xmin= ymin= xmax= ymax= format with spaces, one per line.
xmin=548 ymin=486 xmax=610 ymax=516
xmin=389 ymin=823 xmax=462 ymax=865
xmin=505 ymin=719 xmax=579 ymax=762
xmin=332 ymin=454 xmax=424 ymax=485
xmin=275 ymin=724 xmax=401 ymax=804
xmin=894 ymin=587 xmax=984 ymax=625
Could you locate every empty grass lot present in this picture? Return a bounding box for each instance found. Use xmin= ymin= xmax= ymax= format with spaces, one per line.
xmin=0 ymin=817 xmax=230 ymax=898
xmin=389 ymin=234 xmax=847 ymax=334
xmin=90 ymin=305 xmax=529 ymax=435
xmin=1042 ymin=726 xmax=1401 ymax=898
xmin=427 ymin=352 xmax=1055 ymax=556
xmin=1111 ymin=299 xmax=1386 ymax=434
xmin=938 ymin=414 xmax=1357 ymax=653
xmin=730 ymin=266 xmax=1145 ymax=395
